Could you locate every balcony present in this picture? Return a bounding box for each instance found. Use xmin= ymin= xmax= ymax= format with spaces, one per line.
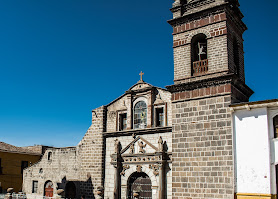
xmin=192 ymin=59 xmax=208 ymax=76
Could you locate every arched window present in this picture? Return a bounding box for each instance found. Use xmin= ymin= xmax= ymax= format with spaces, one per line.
xmin=274 ymin=115 xmax=278 ymax=138
xmin=134 ymin=101 xmax=147 ymax=129
xmin=191 ymin=33 xmax=208 ymax=76
xmin=48 ymin=152 xmax=52 ymax=161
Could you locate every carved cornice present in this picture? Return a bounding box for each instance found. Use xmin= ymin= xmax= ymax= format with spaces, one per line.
xmin=167 ymin=73 xmax=233 ymax=92
xmin=169 ymin=2 xmax=245 ymax=32
xmin=166 ymin=73 xmax=254 ymax=98
xmin=103 ymin=126 xmax=172 ymax=138
xmin=111 ymin=152 xmax=172 ymax=166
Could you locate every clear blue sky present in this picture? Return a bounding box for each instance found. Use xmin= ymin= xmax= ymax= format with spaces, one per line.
xmin=0 ymin=0 xmax=277 ymax=147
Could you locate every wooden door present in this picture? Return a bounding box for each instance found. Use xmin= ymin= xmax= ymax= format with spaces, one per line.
xmin=65 ymin=182 xmax=76 ymax=199
xmin=128 ymin=172 xmax=152 ymax=199
xmin=44 ymin=181 xmax=53 ymax=197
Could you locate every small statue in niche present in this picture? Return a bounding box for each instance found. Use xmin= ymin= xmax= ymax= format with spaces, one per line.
xmin=130 ymin=143 xmax=135 ymax=154
xmin=114 ymin=139 xmax=120 ymax=154
xmin=158 ymin=136 xmax=163 ymax=152
xmin=138 ymin=141 xmax=146 ymax=153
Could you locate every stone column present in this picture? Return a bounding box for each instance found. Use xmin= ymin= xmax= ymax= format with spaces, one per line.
xmin=158 ymin=161 xmax=166 ymax=199
xmin=114 ymin=140 xmax=121 ymax=199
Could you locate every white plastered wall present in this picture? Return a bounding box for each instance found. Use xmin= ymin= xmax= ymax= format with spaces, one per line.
xmin=233 ymin=107 xmax=271 ymax=194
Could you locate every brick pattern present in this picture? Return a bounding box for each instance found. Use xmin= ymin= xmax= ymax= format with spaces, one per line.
xmin=172 ymin=84 xmax=231 ymax=101
xmin=173 ymin=13 xmax=227 ymax=36
xmin=226 ymin=19 xmax=245 ymax=82
xmin=173 ymin=18 xmax=229 ymax=83
xmin=171 ymin=94 xmax=234 ymax=199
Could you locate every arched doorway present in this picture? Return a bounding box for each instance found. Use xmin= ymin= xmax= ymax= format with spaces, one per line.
xmin=44 ymin=181 xmax=54 ymax=197
xmin=127 ymin=172 xmax=152 ymax=199
xmin=65 ymin=181 xmax=76 ymax=199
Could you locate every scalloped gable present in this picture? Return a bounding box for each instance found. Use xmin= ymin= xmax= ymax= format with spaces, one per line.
xmin=106 ymin=81 xmax=168 ymax=108
xmin=128 ymin=81 xmax=153 ymax=91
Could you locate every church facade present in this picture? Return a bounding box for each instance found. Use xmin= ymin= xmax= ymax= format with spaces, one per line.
xmin=22 ymin=0 xmax=278 ymax=199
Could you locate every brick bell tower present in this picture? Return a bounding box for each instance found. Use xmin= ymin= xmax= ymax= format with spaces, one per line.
xmin=166 ymin=0 xmax=253 ymax=198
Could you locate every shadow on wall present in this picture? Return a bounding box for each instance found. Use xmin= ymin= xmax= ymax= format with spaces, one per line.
xmin=57 ymin=177 xmax=96 ymax=199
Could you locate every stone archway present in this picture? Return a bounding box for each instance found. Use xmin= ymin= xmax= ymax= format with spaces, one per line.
xmin=44 ymin=181 xmax=54 ymax=197
xmin=127 ymin=172 xmax=152 ymax=199
xmin=65 ymin=181 xmax=76 ymax=199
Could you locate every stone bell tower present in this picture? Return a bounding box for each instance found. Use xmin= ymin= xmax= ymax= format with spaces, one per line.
xmin=167 ymin=0 xmax=253 ymax=198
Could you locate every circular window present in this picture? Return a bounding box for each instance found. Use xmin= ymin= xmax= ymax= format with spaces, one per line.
xmin=134 ymin=101 xmax=147 ymax=129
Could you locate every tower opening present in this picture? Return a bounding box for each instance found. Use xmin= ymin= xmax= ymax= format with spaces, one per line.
xmin=191 ymin=33 xmax=208 ymax=76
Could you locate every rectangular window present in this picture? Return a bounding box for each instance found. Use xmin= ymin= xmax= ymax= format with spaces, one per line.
xmin=274 ymin=116 xmax=278 ymax=138
xmin=0 ymin=158 xmax=2 ymax=174
xmin=156 ymin=108 xmax=164 ymax=127
xmin=32 ymin=181 xmax=38 ymax=193
xmin=21 ymin=161 xmax=28 ymax=174
xmin=119 ymin=113 xmax=127 ymax=131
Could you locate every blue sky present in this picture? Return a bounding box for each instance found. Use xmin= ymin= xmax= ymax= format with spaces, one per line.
xmin=0 ymin=0 xmax=277 ymax=147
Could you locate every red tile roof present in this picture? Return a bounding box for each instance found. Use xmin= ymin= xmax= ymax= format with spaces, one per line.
xmin=0 ymin=142 xmax=42 ymax=155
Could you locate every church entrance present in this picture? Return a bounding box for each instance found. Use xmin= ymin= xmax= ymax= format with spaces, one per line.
xmin=127 ymin=172 xmax=152 ymax=199
xmin=44 ymin=181 xmax=53 ymax=197
xmin=65 ymin=182 xmax=76 ymax=199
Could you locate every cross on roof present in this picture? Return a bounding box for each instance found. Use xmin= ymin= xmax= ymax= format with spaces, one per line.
xmin=139 ymin=71 xmax=144 ymax=81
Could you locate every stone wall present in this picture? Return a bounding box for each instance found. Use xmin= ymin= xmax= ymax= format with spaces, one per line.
xmin=23 ymin=147 xmax=80 ymax=198
xmin=77 ymin=106 xmax=106 ymax=198
xmin=171 ymin=93 xmax=234 ymax=199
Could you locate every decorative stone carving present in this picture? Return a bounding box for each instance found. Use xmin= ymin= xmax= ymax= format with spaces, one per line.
xmin=154 ymin=93 xmax=164 ymax=105
xmin=132 ymin=133 xmax=136 ymax=139
xmin=120 ymin=165 xmax=130 ymax=176
xmin=114 ymin=139 xmax=120 ymax=154
xmin=109 ymin=111 xmax=116 ymax=120
xmin=136 ymin=165 xmax=142 ymax=172
xmin=138 ymin=141 xmax=146 ymax=153
xmin=129 ymin=143 xmax=134 ymax=154
xmin=96 ymin=186 xmax=104 ymax=196
xmin=149 ymin=164 xmax=159 ymax=176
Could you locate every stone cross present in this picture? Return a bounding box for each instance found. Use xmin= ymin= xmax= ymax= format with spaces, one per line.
xmin=139 ymin=71 xmax=144 ymax=81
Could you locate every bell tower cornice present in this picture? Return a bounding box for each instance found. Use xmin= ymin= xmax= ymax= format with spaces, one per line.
xmin=170 ymin=0 xmax=243 ymax=23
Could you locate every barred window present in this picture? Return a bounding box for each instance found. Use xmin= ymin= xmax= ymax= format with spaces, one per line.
xmin=119 ymin=113 xmax=127 ymax=131
xmin=32 ymin=181 xmax=38 ymax=193
xmin=155 ymin=108 xmax=164 ymax=127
